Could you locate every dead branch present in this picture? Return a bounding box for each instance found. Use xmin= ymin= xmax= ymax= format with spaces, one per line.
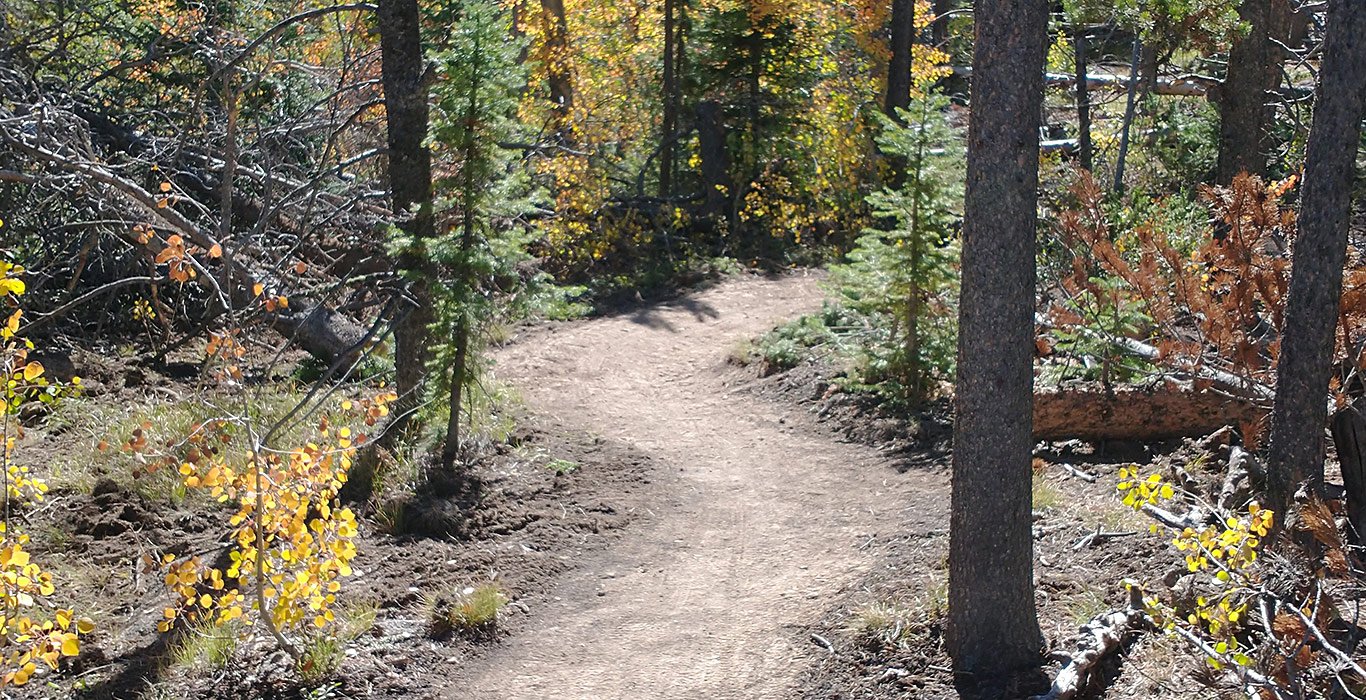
xmin=1032 ymin=585 xmax=1146 ymax=700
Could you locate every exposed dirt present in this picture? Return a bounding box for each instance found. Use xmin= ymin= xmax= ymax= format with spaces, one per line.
xmin=450 ymin=271 xmax=950 ymax=699
xmin=14 ymin=270 xmax=1219 ymax=700
xmin=12 ymin=389 xmax=662 ymax=699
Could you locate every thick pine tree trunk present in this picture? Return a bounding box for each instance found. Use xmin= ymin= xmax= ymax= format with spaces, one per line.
xmin=1214 ymin=0 xmax=1290 ymax=184
xmin=947 ymin=0 xmax=1048 ymax=688
xmin=377 ymin=0 xmax=436 ymax=439
xmin=1264 ymin=0 xmax=1366 ymax=523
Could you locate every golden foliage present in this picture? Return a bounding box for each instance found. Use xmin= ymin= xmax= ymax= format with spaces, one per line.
xmin=0 ymin=261 xmax=90 ymax=686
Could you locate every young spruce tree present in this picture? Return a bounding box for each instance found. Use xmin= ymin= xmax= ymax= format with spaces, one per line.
xmin=420 ymin=0 xmax=530 ymax=472
xmin=831 ymin=93 xmax=964 ymax=405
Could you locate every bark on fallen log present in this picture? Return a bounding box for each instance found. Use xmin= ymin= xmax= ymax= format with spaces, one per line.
xmin=1033 ymin=384 xmax=1266 ymax=442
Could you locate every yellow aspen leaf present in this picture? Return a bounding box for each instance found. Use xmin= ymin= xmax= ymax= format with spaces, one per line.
xmin=60 ymin=635 xmax=79 ymax=657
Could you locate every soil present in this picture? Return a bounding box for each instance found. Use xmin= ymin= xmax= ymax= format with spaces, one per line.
xmin=449 ymin=271 xmax=949 ymax=699
xmin=13 ymin=270 xmax=1221 ymax=700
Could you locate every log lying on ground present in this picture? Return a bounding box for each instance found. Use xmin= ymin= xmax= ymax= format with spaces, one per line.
xmin=1033 ymin=383 xmax=1266 ymax=442
xmin=952 ymin=66 xmax=1311 ymax=99
xmin=5 ymin=134 xmax=369 ymax=363
xmin=952 ymin=66 xmax=1214 ymax=97
xmin=1032 ymin=586 xmax=1146 ymax=700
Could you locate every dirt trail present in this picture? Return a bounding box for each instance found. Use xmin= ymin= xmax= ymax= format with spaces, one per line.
xmin=454 ymin=273 xmax=947 ymax=699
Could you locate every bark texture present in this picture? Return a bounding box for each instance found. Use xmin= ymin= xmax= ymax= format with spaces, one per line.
xmin=377 ymin=0 xmax=436 ymax=430
xmin=541 ymin=0 xmax=574 ymax=137
xmin=1214 ymin=0 xmax=1290 ymax=184
xmin=1265 ymin=0 xmax=1366 ymax=520
xmin=1033 ymin=385 xmax=1265 ymax=442
xmin=885 ymin=0 xmax=914 ymax=117
xmin=931 ymin=0 xmax=954 ymax=47
xmin=1331 ymin=402 xmax=1366 ymax=542
xmin=659 ymin=0 xmax=678 ymax=198
xmin=947 ymin=0 xmax=1048 ymax=685
xmin=696 ymin=100 xmax=732 ymax=219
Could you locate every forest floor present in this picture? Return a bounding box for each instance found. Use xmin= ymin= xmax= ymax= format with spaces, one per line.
xmin=14 ymin=271 xmax=1225 ymax=699
xmin=460 ymin=270 xmax=1232 ymax=700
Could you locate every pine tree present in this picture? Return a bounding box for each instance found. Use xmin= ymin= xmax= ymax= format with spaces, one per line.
xmin=421 ymin=0 xmax=531 ymax=471
xmin=832 ymin=92 xmax=964 ymax=405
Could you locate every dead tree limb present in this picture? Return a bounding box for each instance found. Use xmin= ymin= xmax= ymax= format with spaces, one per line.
xmin=1032 ymin=586 xmax=1146 ymax=700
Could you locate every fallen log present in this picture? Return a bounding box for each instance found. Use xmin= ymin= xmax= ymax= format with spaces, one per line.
xmin=952 ymin=66 xmax=1214 ymax=97
xmin=1032 ymin=585 xmax=1146 ymax=700
xmin=1033 ymin=383 xmax=1266 ymax=442
xmin=952 ymin=66 xmax=1312 ymax=100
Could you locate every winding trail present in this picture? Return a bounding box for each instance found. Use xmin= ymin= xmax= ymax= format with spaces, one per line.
xmin=454 ymin=273 xmax=947 ymax=699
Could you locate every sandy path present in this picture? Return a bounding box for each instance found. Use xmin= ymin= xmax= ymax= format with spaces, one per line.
xmin=453 ymin=273 xmax=946 ymax=699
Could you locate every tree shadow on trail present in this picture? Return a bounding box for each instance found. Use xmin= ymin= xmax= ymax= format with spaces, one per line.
xmin=624 ymin=296 xmax=720 ymax=332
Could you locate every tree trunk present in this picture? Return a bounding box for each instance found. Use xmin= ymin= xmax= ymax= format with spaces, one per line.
xmin=1263 ymin=0 xmax=1366 ymax=523
xmin=1113 ymin=37 xmax=1141 ymax=195
xmin=696 ymin=100 xmax=731 ymax=220
xmin=931 ymin=0 xmax=954 ymax=47
xmin=1138 ymin=41 xmax=1158 ymax=97
xmin=886 ymin=0 xmax=914 ymax=117
xmin=659 ymin=0 xmax=678 ymax=198
xmin=1214 ymin=0 xmax=1289 ymax=184
xmin=540 ymin=0 xmax=574 ymax=139
xmin=1332 ymin=401 xmax=1366 ymax=543
xmin=1073 ymin=27 xmax=1092 ymax=171
xmin=947 ymin=0 xmax=1048 ymax=688
xmin=377 ymin=0 xmax=436 ymax=439
xmin=884 ymin=0 xmax=916 ymax=186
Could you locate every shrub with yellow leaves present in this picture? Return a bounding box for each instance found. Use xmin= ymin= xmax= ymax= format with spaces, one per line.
xmin=0 ymin=259 xmax=92 ymax=686
xmin=1116 ymin=467 xmax=1271 ymax=672
xmin=130 ymin=383 xmax=395 ymax=661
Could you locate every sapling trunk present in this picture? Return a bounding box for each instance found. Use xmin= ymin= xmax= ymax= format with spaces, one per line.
xmin=440 ymin=24 xmax=488 ymax=474
xmin=252 ymin=450 xmax=300 ymax=660
xmin=1114 ymin=36 xmax=1141 ymax=195
xmin=1073 ymin=27 xmax=1092 ymax=171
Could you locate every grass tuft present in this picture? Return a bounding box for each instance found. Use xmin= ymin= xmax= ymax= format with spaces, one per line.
xmin=424 ymin=583 xmax=507 ymax=638
xmin=1032 ymin=473 xmax=1063 ymax=511
xmin=168 ymin=619 xmax=243 ymax=673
